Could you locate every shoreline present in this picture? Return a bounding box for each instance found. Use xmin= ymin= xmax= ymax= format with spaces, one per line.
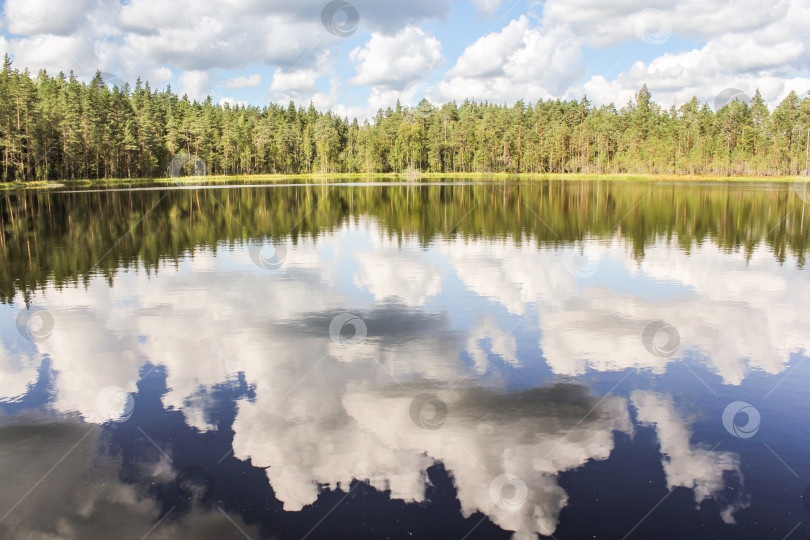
xmin=2 ymin=172 xmax=808 ymax=190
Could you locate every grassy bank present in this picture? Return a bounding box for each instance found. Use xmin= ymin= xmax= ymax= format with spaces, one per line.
xmin=1 ymin=172 xmax=808 ymax=190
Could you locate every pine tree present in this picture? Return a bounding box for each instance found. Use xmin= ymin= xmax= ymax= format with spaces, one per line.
xmin=1 ymin=65 xmax=809 ymax=180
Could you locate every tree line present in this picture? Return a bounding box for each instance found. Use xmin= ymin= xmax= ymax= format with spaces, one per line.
xmin=2 ymin=56 xmax=810 ymax=181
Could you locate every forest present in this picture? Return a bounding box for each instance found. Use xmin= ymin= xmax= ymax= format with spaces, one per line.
xmin=1 ymin=56 xmax=810 ymax=181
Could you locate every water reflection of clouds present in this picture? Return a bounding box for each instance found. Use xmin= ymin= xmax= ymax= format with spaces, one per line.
xmin=0 ymin=336 xmax=40 ymax=402
xmin=2 ymin=223 xmax=805 ymax=537
xmin=439 ymin=237 xmax=810 ymax=384
xmin=354 ymin=232 xmax=443 ymax=307
xmin=631 ymin=391 xmax=749 ymax=524
xmin=343 ymin=383 xmax=632 ymax=538
xmin=466 ymin=316 xmax=519 ymax=373
xmin=0 ymin=417 xmax=259 ymax=539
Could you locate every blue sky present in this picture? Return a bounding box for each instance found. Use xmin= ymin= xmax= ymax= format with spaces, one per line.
xmin=1 ymin=0 xmax=808 ymax=119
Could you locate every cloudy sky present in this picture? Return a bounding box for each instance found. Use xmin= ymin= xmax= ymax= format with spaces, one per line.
xmin=1 ymin=0 xmax=809 ymax=117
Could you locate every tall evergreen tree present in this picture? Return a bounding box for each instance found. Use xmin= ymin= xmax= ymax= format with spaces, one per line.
xmin=1 ymin=63 xmax=809 ymax=180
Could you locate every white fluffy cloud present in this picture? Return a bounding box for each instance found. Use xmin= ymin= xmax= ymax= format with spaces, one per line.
xmin=470 ymin=0 xmax=505 ymax=16
xmin=224 ymin=73 xmax=261 ymax=89
xmin=1 ymin=0 xmax=454 ymax=103
xmin=556 ymin=0 xmax=809 ymax=107
xmin=431 ymin=0 xmax=810 ymax=109
xmin=350 ymin=26 xmax=443 ymax=89
xmin=270 ymin=68 xmax=322 ymax=94
xmin=1 ymin=0 xmax=808 ymax=112
xmin=179 ymin=70 xmax=213 ymax=100
xmin=434 ymin=16 xmax=585 ymax=103
xmin=541 ymin=0 xmax=789 ymax=49
xmin=581 ymin=10 xmax=810 ymax=108
xmin=3 ymin=0 xmax=93 ymax=36
xmin=147 ymin=66 xmax=173 ymax=83
xmin=447 ymin=17 xmax=528 ymax=79
xmin=269 ymin=52 xmax=341 ymax=106
xmin=1 ymin=34 xmax=99 ymax=76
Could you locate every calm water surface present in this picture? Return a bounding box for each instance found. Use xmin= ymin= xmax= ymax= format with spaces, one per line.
xmin=1 ymin=180 xmax=809 ymax=539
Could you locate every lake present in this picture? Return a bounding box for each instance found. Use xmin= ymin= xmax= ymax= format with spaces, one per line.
xmin=1 ymin=179 xmax=809 ymax=539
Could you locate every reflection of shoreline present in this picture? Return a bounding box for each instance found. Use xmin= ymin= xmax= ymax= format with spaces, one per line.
xmin=1 ymin=181 xmax=807 ymax=302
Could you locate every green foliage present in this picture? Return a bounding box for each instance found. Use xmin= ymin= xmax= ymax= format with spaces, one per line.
xmin=1 ymin=63 xmax=810 ymax=180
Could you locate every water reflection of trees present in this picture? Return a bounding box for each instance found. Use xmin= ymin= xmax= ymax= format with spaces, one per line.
xmin=1 ymin=181 xmax=806 ymax=303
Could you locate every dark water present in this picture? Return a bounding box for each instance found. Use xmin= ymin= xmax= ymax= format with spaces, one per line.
xmin=1 ymin=180 xmax=809 ymax=539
